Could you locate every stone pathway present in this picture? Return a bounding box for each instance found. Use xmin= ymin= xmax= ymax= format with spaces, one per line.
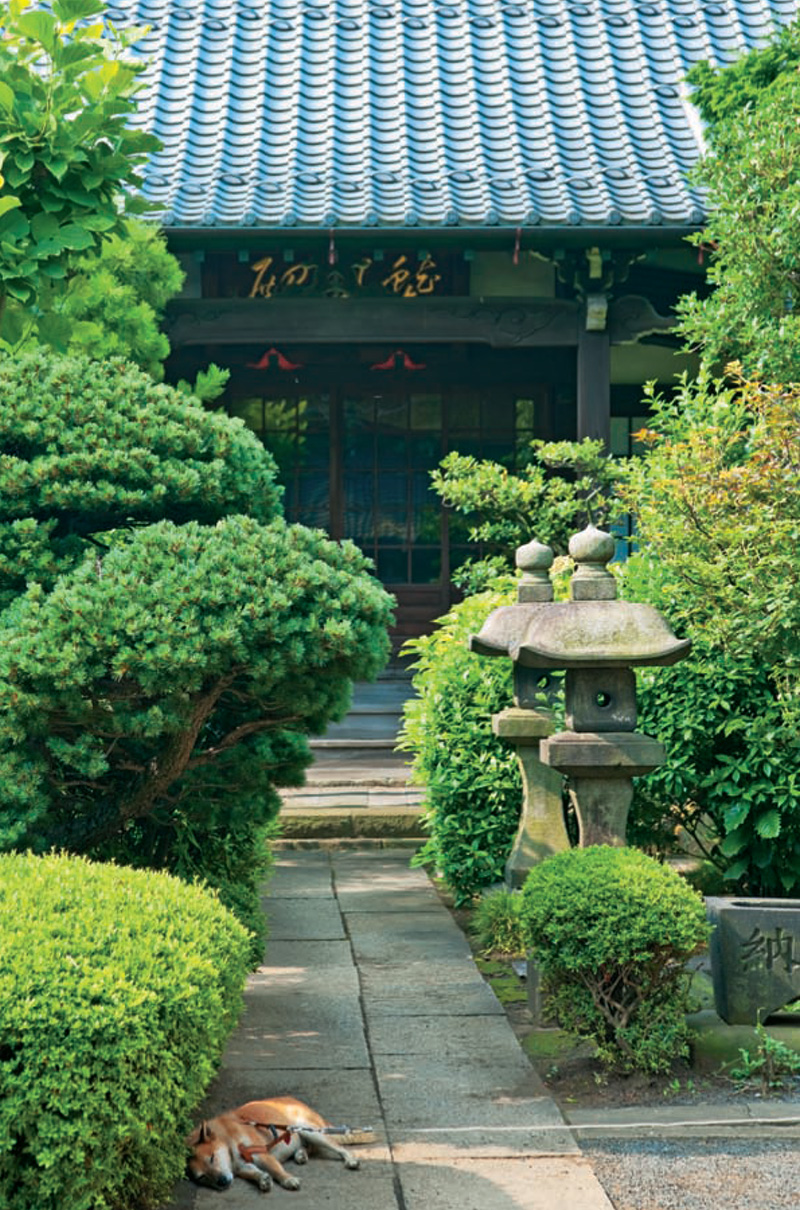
xmin=171 ymin=848 xmax=613 ymax=1209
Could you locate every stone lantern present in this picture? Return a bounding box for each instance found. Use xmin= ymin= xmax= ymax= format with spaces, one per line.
xmin=470 ymin=526 xmax=691 ymax=876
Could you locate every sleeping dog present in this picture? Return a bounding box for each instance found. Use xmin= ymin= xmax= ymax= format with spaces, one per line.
xmin=187 ymin=1095 xmax=364 ymax=1193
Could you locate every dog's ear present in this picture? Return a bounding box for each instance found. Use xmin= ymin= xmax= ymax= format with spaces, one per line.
xmin=186 ymin=1121 xmax=213 ymax=1147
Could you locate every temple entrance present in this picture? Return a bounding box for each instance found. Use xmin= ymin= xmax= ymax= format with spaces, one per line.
xmin=223 ymin=345 xmax=562 ymax=647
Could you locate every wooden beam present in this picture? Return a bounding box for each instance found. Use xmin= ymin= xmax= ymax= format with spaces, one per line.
xmin=164 ymin=297 xmax=581 ymax=349
xmin=577 ymin=325 xmax=610 ymax=447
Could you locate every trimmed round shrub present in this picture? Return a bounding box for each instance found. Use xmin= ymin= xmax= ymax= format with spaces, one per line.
xmin=520 ymin=846 xmax=710 ymax=1074
xmin=0 ymin=852 xmax=251 ymax=1210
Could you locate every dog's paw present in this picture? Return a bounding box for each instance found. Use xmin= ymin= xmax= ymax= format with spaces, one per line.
xmin=293 ymin=1147 xmax=308 ymax=1165
xmin=257 ymin=1173 xmax=273 ymax=1193
xmin=344 ymin=1156 xmax=360 ymax=1170
xmin=282 ymin=1176 xmax=301 ymax=1191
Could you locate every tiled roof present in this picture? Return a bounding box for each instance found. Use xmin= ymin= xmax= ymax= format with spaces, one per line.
xmin=114 ymin=0 xmax=800 ymax=230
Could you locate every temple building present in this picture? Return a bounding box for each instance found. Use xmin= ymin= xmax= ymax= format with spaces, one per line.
xmin=120 ymin=0 xmax=798 ymax=644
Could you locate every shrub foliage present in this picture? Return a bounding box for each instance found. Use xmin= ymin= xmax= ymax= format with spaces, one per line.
xmin=622 ymin=376 xmax=800 ymax=894
xmin=521 ymin=847 xmax=710 ymax=1074
xmin=399 ymin=582 xmax=522 ymax=904
xmin=0 ymin=352 xmax=393 ymax=895
xmin=0 ymin=852 xmax=251 ymax=1210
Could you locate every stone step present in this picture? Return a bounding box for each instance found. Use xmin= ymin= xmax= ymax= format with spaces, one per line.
xmin=348 ymin=679 xmax=416 ymax=711
xmin=300 ymin=748 xmax=415 ymax=784
xmin=279 ymin=804 xmax=425 ymax=841
xmin=318 ymin=679 xmax=416 ymax=743
xmin=311 ymin=730 xmax=399 ymax=745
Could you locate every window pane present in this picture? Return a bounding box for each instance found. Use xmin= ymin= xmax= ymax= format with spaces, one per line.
xmin=482 ymin=396 xmax=513 ymax=430
xmin=516 ymin=397 xmax=536 ymax=432
xmin=377 ymin=475 xmax=407 ymax=508
xmin=449 ymin=397 xmax=479 ymax=431
xmin=229 ymin=397 xmax=263 ymax=434
xmin=375 ymin=397 xmax=408 ymax=433
xmin=412 ymin=548 xmax=442 ymax=583
xmin=410 ymin=394 xmax=442 ymax=430
xmin=296 ymin=473 xmax=330 ymax=530
xmin=303 ymin=431 xmax=330 ymax=469
xmin=407 ymin=432 xmax=440 ymax=468
xmin=377 ymin=548 xmax=408 ymax=582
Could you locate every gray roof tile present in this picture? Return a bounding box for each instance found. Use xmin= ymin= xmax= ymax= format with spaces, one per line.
xmin=117 ymin=0 xmax=800 ymax=228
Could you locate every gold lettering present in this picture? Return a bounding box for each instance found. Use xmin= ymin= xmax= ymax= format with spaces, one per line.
xmin=381 ymin=254 xmax=441 ymax=297
xmin=280 ymin=262 xmax=317 ymax=289
xmin=353 ymin=257 xmax=373 ymax=287
xmin=250 ymin=256 xmax=276 ymax=298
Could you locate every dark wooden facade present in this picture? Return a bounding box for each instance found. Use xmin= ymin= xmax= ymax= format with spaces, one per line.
xmin=164 ymin=235 xmax=705 ymax=648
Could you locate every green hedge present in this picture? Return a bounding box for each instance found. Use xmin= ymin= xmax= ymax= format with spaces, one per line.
xmin=0 ymin=853 xmax=251 ymax=1210
xmin=399 ymin=582 xmax=522 ymax=904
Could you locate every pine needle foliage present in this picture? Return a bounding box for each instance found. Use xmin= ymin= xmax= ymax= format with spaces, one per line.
xmin=0 ymin=350 xmax=394 ymax=865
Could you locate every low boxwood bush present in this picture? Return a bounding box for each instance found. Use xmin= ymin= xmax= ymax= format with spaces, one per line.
xmin=520 ymin=847 xmax=710 ymax=1074
xmin=0 ymin=852 xmax=251 ymax=1210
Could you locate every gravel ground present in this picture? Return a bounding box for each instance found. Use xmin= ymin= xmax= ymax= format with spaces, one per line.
xmin=584 ymin=1138 xmax=800 ymax=1210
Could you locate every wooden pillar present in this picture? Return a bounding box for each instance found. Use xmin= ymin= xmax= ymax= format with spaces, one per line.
xmin=577 ymin=323 xmax=610 ymax=447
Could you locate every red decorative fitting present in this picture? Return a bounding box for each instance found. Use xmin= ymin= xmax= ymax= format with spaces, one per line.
xmin=328 ymin=229 xmax=337 ymax=265
xmin=513 ymin=226 xmax=522 ymax=266
xmin=247 ymin=348 xmax=303 ymax=371
xmin=370 ymin=349 xmax=426 ymax=371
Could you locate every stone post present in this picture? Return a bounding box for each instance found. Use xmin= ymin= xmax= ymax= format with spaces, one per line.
xmin=470 ymin=540 xmax=570 ymax=887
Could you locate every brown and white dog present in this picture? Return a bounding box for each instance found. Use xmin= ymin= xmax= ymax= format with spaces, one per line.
xmin=187 ymin=1095 xmax=363 ymax=1193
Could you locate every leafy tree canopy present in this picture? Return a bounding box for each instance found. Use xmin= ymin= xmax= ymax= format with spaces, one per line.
xmin=676 ymin=75 xmax=800 ymax=382
xmin=1 ymin=217 xmax=185 ymax=378
xmin=432 ymin=439 xmax=623 ymax=592
xmin=0 ymin=0 xmax=158 ymax=319
xmin=621 ymin=372 xmax=800 ymax=895
xmin=687 ymin=18 xmax=800 ymax=131
xmin=623 ymin=371 xmax=799 ymax=682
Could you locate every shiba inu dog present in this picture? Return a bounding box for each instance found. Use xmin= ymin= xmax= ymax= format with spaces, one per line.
xmin=187 ymin=1095 xmax=366 ymax=1193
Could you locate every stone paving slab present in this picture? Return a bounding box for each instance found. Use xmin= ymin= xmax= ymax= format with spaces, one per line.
xmin=225 ymin=954 xmax=368 ymax=1071
xmin=360 ymin=966 xmax=505 ymax=1017
xmin=374 ymin=1057 xmax=575 ymax=1158
xmin=262 ymin=938 xmax=354 ymax=968
xmin=265 ymin=898 xmax=347 ymax=941
xmin=347 ymin=912 xmax=476 ymax=964
xmin=397 ymin=1154 xmax=614 ymax=1209
xmin=336 ymin=879 xmax=441 ymax=913
xmin=332 ymin=849 xmax=434 ymax=890
xmin=189 ymin=1161 xmax=399 ymax=1210
xmin=367 ymin=1013 xmax=537 ymax=1060
xmin=266 ymin=851 xmax=335 ymax=898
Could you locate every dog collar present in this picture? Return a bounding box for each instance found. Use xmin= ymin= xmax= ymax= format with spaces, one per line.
xmin=238 ymin=1126 xmax=293 ymax=1166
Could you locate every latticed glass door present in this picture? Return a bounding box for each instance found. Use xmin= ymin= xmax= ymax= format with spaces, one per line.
xmin=227 ymin=380 xmax=546 ymax=637
xmin=341 ymin=391 xmax=444 ymax=585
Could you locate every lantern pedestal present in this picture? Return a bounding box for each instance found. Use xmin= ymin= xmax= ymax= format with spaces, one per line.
xmin=492 ymin=708 xmax=569 ymax=887
xmin=541 ymin=731 xmax=664 ymax=847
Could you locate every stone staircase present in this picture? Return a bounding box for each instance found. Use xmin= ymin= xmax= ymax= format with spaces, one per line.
xmin=278 ymin=673 xmax=426 ymax=845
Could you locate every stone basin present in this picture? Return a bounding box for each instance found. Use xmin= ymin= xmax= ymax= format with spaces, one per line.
xmin=706 ymin=896 xmax=800 ymax=1025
